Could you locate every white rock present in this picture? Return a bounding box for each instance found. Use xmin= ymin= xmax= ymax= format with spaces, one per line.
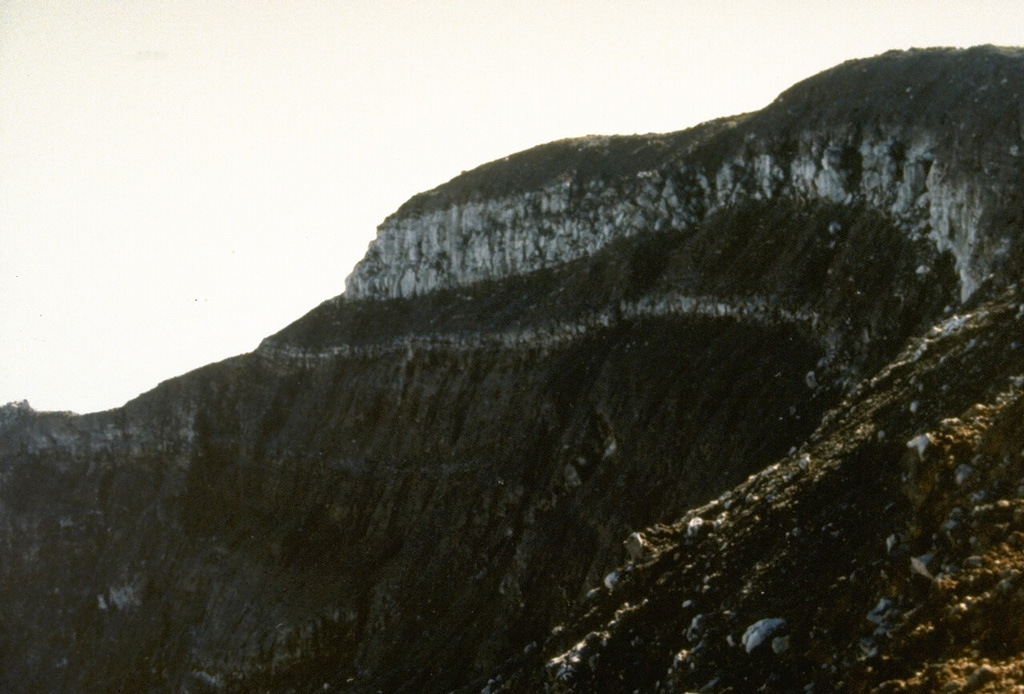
xmin=602 ymin=438 xmax=618 ymax=460
xmin=625 ymin=532 xmax=648 ymax=560
xmin=603 ymin=571 xmax=620 ymax=590
xmin=742 ymin=618 xmax=786 ymax=653
xmin=686 ymin=614 xmax=705 ymax=641
xmin=866 ymin=597 xmax=892 ymax=625
xmin=911 ymin=554 xmax=935 ymax=580
xmin=955 ymin=464 xmax=974 ymax=485
xmin=344 ymin=126 xmax=1007 ymax=306
xmin=907 ymin=433 xmax=931 ymax=459
xmin=563 ymin=464 xmax=582 ymax=488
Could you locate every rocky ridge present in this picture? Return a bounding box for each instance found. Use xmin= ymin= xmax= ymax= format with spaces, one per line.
xmin=346 ymin=47 xmax=1024 ymax=303
xmin=1 ymin=46 xmax=1024 ymax=693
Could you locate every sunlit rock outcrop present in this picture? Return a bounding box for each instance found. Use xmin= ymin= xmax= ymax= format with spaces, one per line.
xmin=347 ymin=47 xmax=1024 ymax=304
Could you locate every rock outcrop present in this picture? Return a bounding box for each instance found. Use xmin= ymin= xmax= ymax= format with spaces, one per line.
xmin=347 ymin=46 xmax=1024 ymax=304
xmin=2 ymin=46 xmax=1024 ymax=693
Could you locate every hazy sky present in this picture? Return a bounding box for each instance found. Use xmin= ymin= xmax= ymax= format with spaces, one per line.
xmin=3 ymin=1 xmax=1024 ymax=414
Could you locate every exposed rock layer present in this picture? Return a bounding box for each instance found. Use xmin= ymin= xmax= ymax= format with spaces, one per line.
xmin=347 ymin=47 xmax=1024 ymax=303
xmin=2 ymin=46 xmax=1024 ymax=693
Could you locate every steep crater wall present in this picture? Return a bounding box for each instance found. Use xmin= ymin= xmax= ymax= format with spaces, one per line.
xmin=1 ymin=46 xmax=1023 ymax=694
xmin=346 ymin=47 xmax=1024 ymax=305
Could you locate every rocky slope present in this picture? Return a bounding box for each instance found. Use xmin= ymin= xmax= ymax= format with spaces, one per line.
xmin=2 ymin=45 xmax=1024 ymax=693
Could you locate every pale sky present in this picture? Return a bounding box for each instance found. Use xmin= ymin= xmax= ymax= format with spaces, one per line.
xmin=2 ymin=0 xmax=1024 ymax=414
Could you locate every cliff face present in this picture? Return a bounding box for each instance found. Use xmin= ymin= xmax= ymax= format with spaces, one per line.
xmin=346 ymin=47 xmax=1024 ymax=304
xmin=2 ymin=46 xmax=1024 ymax=694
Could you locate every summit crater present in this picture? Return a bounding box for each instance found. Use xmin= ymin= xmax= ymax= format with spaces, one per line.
xmin=3 ymin=45 xmax=1024 ymax=693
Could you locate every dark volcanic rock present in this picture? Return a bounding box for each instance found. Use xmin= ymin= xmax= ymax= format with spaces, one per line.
xmin=3 ymin=45 xmax=1024 ymax=693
